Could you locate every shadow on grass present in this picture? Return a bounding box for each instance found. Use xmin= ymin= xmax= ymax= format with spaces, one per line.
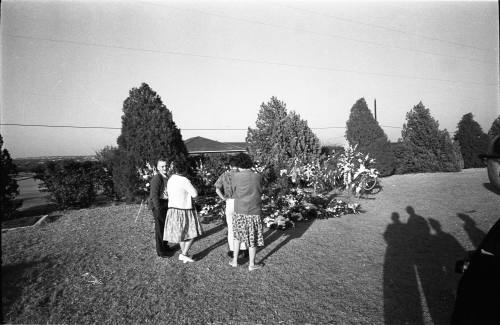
xmin=258 ymin=219 xmax=315 ymax=264
xmin=10 ymin=203 xmax=59 ymax=219
xmin=193 ymin=223 xmax=227 ymax=260
xmin=456 ymin=213 xmax=486 ymax=249
xmin=1 ymin=260 xmax=44 ymax=323
xmin=483 ymin=182 xmax=500 ymax=195
xmin=383 ymin=206 xmax=467 ymax=325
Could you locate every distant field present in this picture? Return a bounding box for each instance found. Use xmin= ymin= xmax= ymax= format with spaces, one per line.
xmin=13 ymin=156 xmax=97 ymax=173
xmin=2 ymin=168 xmax=499 ymax=324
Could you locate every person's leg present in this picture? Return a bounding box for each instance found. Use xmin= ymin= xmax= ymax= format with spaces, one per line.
xmin=158 ymin=203 xmax=169 ymax=252
xmin=182 ymin=239 xmax=194 ymax=256
xmin=248 ymin=246 xmax=257 ymax=267
xmin=248 ymin=215 xmax=264 ymax=271
xmin=154 ymin=208 xmax=166 ymax=256
xmin=231 ymin=239 xmax=240 ymax=266
xmin=226 ymin=199 xmax=235 ymax=255
xmin=179 ymin=239 xmax=195 ymax=263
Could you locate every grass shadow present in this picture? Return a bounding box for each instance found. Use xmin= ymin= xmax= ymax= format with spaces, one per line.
xmin=483 ymin=182 xmax=500 ymax=195
xmin=383 ymin=206 xmax=467 ymax=325
xmin=259 ymin=219 xmax=315 ymax=264
xmin=456 ymin=213 xmax=486 ymax=249
xmin=193 ymin=223 xmax=227 ymax=260
xmin=10 ymin=203 xmax=59 ymax=219
xmin=1 ymin=260 xmax=44 ymax=323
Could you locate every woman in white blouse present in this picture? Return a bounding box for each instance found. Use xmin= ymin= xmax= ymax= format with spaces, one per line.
xmin=163 ymin=163 xmax=203 ymax=263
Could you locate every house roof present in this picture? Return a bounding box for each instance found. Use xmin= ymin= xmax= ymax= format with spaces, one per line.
xmin=184 ymin=136 xmax=247 ymax=154
xmin=224 ymin=142 xmax=248 ymax=150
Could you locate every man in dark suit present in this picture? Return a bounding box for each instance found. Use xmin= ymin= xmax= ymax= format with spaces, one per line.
xmin=149 ymin=158 xmax=170 ymax=257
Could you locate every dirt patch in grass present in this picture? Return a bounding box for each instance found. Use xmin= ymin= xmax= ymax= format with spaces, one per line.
xmin=1 ymin=168 xmax=498 ymax=324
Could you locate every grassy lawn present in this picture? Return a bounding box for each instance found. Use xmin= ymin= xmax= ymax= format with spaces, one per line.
xmin=2 ymin=168 xmax=499 ymax=324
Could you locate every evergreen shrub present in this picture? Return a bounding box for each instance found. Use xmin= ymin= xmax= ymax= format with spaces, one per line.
xmin=454 ymin=113 xmax=489 ymax=168
xmin=396 ymin=102 xmax=461 ymax=173
xmin=1 ymin=135 xmax=19 ymax=219
xmin=115 ymin=83 xmax=189 ymax=202
xmin=345 ymin=98 xmax=395 ymax=177
xmin=35 ymin=160 xmax=108 ymax=208
xmin=488 ymin=115 xmax=500 ymax=138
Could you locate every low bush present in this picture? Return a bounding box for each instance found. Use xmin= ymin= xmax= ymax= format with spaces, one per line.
xmin=35 ymin=160 xmax=109 ymax=209
xmin=95 ymin=146 xmax=119 ymax=200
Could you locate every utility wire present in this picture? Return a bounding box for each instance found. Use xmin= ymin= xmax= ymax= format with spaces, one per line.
xmin=0 ymin=123 xmax=403 ymax=130
xmin=6 ymin=33 xmax=497 ymax=87
xmin=279 ymin=4 xmax=496 ymax=53
xmin=141 ymin=1 xmax=495 ymax=64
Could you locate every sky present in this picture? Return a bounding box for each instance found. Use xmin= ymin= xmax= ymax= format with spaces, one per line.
xmin=1 ymin=0 xmax=499 ymax=158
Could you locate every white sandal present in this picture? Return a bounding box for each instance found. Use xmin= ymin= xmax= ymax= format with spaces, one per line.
xmin=179 ymin=254 xmax=194 ymax=263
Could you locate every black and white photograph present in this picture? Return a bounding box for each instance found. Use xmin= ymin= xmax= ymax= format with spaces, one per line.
xmin=1 ymin=0 xmax=499 ymax=324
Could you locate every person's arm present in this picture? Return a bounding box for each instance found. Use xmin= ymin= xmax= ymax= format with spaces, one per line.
xmin=214 ymin=175 xmax=225 ymax=200
xmin=184 ymin=177 xmax=198 ymax=198
xmin=215 ymin=187 xmax=225 ymax=200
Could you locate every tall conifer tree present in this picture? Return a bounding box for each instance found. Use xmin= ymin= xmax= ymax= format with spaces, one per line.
xmin=115 ymin=83 xmax=188 ymax=200
xmin=400 ymin=102 xmax=460 ymax=172
xmin=246 ymin=96 xmax=320 ymax=170
xmin=345 ymin=98 xmax=395 ymax=176
xmin=453 ymin=113 xmax=489 ymax=168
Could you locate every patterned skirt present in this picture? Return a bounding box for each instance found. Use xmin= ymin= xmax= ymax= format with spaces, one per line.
xmin=163 ymin=208 xmax=203 ymax=243
xmin=233 ymin=214 xmax=264 ymax=248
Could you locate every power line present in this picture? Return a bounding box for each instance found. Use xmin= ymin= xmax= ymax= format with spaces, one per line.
xmin=6 ymin=33 xmax=497 ymax=87
xmin=279 ymin=4 xmax=496 ymax=53
xmin=1 ymin=123 xmax=121 ymax=130
xmin=1 ymin=123 xmax=402 ymax=130
xmin=141 ymin=1 xmax=495 ymax=65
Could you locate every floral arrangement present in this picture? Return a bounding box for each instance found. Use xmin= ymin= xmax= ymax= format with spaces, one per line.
xmin=337 ymin=144 xmax=379 ymax=196
xmin=325 ymin=199 xmax=361 ymax=217
xmin=194 ymin=159 xmax=218 ymax=187
xmin=261 ymin=188 xmax=361 ymax=229
xmin=280 ymin=156 xmax=339 ymax=192
xmin=195 ymin=196 xmax=225 ymax=220
xmin=137 ymin=162 xmax=158 ymax=196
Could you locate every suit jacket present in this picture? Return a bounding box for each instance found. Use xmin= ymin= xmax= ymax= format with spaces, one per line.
xmin=149 ymin=173 xmax=165 ymax=210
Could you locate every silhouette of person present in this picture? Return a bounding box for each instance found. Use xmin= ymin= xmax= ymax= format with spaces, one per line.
xmin=418 ymin=218 xmax=467 ymax=324
xmin=457 ymin=213 xmax=486 ymax=249
xmin=383 ymin=212 xmax=424 ymax=324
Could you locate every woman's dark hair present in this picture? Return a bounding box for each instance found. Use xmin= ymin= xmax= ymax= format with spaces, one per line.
xmin=228 ymin=155 xmax=240 ymax=167
xmin=171 ymin=161 xmax=188 ymax=175
xmin=232 ymin=153 xmax=253 ymax=169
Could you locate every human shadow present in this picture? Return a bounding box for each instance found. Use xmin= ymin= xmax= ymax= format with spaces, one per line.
xmin=418 ymin=218 xmax=467 ymax=324
xmin=258 ymin=219 xmax=315 ymax=264
xmin=192 ymin=223 xmax=226 ymax=260
xmin=383 ymin=211 xmax=426 ymax=324
xmin=193 ymin=238 xmax=227 ymax=260
xmin=457 ymin=213 xmax=486 ymax=249
xmin=383 ymin=206 xmax=467 ymax=325
xmin=483 ymin=182 xmax=500 ymax=195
